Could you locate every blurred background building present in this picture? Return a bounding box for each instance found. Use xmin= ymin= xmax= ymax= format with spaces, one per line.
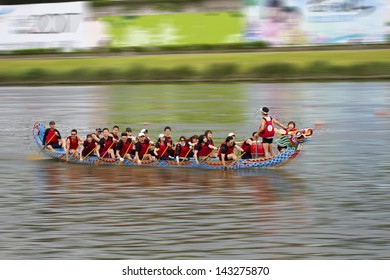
xmin=0 ymin=0 xmax=389 ymax=51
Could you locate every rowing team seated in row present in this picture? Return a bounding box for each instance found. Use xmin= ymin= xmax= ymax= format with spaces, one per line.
xmin=42 ymin=118 xmax=298 ymax=167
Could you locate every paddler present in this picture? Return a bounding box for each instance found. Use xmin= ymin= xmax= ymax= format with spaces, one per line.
xmin=116 ymin=132 xmax=134 ymax=162
xmin=65 ymin=129 xmax=83 ymax=161
xmin=240 ymin=132 xmax=259 ymax=159
xmin=96 ymin=128 xmax=115 ymax=159
xmin=134 ymin=132 xmax=155 ymax=164
xmin=43 ymin=121 xmax=64 ymax=152
xmin=218 ymin=136 xmax=244 ymax=168
xmin=79 ymin=134 xmax=97 ymax=161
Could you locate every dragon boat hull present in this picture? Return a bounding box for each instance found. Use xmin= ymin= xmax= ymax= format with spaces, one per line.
xmin=32 ymin=124 xmax=306 ymax=170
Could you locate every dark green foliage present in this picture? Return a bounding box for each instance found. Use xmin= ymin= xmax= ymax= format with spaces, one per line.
xmin=169 ymin=65 xmax=197 ymax=79
xmin=22 ymin=68 xmax=48 ymax=81
xmin=94 ymin=68 xmax=123 ymax=80
xmin=125 ymin=65 xmax=149 ymax=80
xmin=1 ymin=61 xmax=390 ymax=85
xmin=203 ymin=63 xmax=239 ymax=79
xmin=248 ymin=63 xmax=298 ymax=78
xmin=65 ymin=68 xmax=94 ymax=81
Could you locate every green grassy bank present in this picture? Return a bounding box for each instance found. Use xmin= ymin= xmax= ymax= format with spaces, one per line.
xmin=1 ymin=49 xmax=390 ymax=84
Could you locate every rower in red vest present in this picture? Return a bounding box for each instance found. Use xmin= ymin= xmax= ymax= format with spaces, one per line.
xmin=110 ymin=125 xmax=120 ymax=154
xmin=204 ymin=130 xmax=218 ymax=158
xmin=154 ymin=134 xmax=169 ymax=160
xmin=116 ymin=132 xmax=134 ymax=162
xmin=240 ymin=132 xmax=259 ymax=159
xmin=91 ymin=128 xmax=102 ymax=143
xmin=96 ymin=128 xmax=115 ymax=159
xmin=79 ymin=134 xmax=97 ymax=161
xmin=140 ymin=128 xmax=152 ymax=142
xmin=110 ymin=125 xmax=120 ymax=142
xmin=65 ymin=129 xmax=83 ymax=161
xmin=175 ymin=135 xmax=191 ymax=162
xmin=218 ymin=136 xmax=244 ymax=169
xmin=134 ymin=132 xmax=155 ymax=165
xmin=194 ymin=134 xmax=216 ymax=164
xmin=187 ymin=135 xmax=199 ymax=158
xmin=163 ymin=126 xmax=175 ymax=157
xmin=257 ymin=106 xmax=287 ymax=159
xmin=43 ymin=121 xmax=64 ymax=152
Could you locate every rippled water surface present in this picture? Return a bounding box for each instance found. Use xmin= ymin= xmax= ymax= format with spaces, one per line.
xmin=1 ymin=83 xmax=390 ymax=259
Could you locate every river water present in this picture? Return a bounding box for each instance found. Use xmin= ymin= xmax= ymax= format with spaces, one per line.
xmin=0 ymin=82 xmax=389 ymax=259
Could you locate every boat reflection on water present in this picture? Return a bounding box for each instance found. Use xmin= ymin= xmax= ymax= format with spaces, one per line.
xmin=35 ymin=161 xmax=306 ymax=195
xmin=29 ymin=160 xmax=311 ymax=259
xmin=34 ymin=161 xmax=307 ymax=225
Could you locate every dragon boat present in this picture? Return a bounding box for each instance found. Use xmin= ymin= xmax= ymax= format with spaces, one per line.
xmin=32 ymin=123 xmax=313 ymax=170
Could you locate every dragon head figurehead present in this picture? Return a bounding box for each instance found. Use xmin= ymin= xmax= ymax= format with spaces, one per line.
xmin=275 ymin=128 xmax=313 ymax=149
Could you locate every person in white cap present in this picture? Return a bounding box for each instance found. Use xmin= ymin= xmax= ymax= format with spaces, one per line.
xmin=218 ymin=136 xmax=244 ymax=169
xmin=134 ymin=132 xmax=155 ymax=164
xmin=154 ymin=133 xmax=169 ymax=160
xmin=228 ymin=132 xmax=243 ymax=145
xmin=256 ymin=106 xmax=287 ymax=159
xmin=140 ymin=128 xmax=150 ymax=140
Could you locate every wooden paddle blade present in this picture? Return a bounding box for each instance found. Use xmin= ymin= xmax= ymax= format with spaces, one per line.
xmin=26 ymin=153 xmax=43 ymax=160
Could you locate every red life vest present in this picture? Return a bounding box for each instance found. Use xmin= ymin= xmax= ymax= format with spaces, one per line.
xmin=156 ymin=142 xmax=168 ymax=157
xmin=176 ymin=144 xmax=190 ymax=157
xmin=120 ymin=140 xmax=132 ymax=155
xmin=164 ymin=136 xmax=173 ymax=150
xmin=83 ymin=140 xmax=96 ymax=155
xmin=67 ymin=136 xmax=79 ymax=150
xmin=227 ymin=145 xmax=234 ymax=155
xmin=46 ymin=129 xmax=59 ymax=144
xmin=218 ymin=142 xmax=234 ymax=158
xmin=138 ymin=141 xmax=150 ymax=158
xmin=217 ymin=141 xmax=226 ymax=158
xmin=204 ymin=139 xmax=214 ymax=155
xmin=198 ymin=143 xmax=210 ymax=156
xmin=100 ymin=137 xmax=113 ymax=155
xmin=112 ymin=133 xmax=119 ymax=141
xmin=259 ymin=117 xmax=275 ymax=138
xmin=240 ymin=138 xmax=253 ymax=154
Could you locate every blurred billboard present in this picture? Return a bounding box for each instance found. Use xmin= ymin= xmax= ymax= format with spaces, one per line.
xmin=102 ymin=12 xmax=243 ymax=47
xmin=1 ymin=1 xmax=389 ymax=51
xmin=244 ymin=0 xmax=388 ymax=45
xmin=0 ymin=1 xmax=107 ymax=51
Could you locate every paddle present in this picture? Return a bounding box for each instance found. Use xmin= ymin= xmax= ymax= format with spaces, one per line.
xmin=80 ymin=145 xmax=97 ymax=162
xmin=39 ymin=133 xmax=56 ymax=153
xmin=96 ymin=141 xmax=116 ymax=166
xmin=154 ymin=145 xmax=169 ymax=164
xmin=118 ymin=141 xmax=133 ymax=166
xmin=226 ymin=152 xmax=246 ymax=170
xmin=255 ymin=139 xmax=258 ymax=158
xmin=29 ymin=133 xmax=59 ymax=161
xmin=141 ymin=144 xmax=152 ymax=161
xmin=135 ymin=144 xmax=152 ymax=165
xmin=180 ymin=147 xmax=192 ymax=165
xmin=199 ymin=149 xmax=216 ymax=163
xmin=65 ymin=143 xmax=82 ymax=162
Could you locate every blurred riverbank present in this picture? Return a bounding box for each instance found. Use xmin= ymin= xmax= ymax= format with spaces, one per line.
xmin=1 ymin=48 xmax=390 ymax=86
